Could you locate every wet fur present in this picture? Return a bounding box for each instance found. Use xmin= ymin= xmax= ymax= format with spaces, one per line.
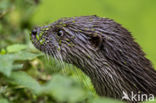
xmin=31 ymin=16 xmax=156 ymax=102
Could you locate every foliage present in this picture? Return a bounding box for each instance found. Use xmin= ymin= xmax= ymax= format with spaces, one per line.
xmin=0 ymin=44 xmax=122 ymax=103
xmin=0 ymin=0 xmax=155 ymax=103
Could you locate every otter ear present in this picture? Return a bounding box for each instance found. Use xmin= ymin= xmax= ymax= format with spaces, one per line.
xmin=89 ymin=33 xmax=103 ymax=50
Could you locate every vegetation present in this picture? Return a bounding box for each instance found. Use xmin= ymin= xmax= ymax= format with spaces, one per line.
xmin=0 ymin=0 xmax=155 ymax=103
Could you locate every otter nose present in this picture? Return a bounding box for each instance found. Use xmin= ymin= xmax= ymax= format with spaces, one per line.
xmin=31 ymin=29 xmax=37 ymax=36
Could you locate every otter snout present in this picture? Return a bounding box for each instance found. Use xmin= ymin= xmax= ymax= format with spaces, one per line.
xmin=31 ymin=29 xmax=37 ymax=36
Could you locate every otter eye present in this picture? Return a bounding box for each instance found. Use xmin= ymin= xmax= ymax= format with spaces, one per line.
xmin=57 ymin=30 xmax=64 ymax=36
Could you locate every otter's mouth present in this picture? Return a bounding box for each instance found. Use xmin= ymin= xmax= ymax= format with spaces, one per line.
xmin=31 ymin=26 xmax=49 ymax=41
xmin=30 ymin=26 xmax=49 ymax=52
xmin=31 ymin=27 xmax=40 ymax=39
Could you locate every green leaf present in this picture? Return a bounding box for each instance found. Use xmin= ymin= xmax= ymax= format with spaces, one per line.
xmin=145 ymin=99 xmax=156 ymax=103
xmin=0 ymin=0 xmax=10 ymax=10
xmin=6 ymin=44 xmax=27 ymax=53
xmin=42 ymin=74 xmax=86 ymax=102
xmin=9 ymin=73 xmax=87 ymax=102
xmin=0 ymin=48 xmax=6 ymax=55
xmin=10 ymin=71 xmax=42 ymax=94
xmin=14 ymin=51 xmax=43 ymax=60
xmin=89 ymin=97 xmax=123 ymax=103
xmin=0 ymin=54 xmax=20 ymax=76
xmin=0 ymin=51 xmax=42 ymax=76
xmin=0 ymin=98 xmax=9 ymax=103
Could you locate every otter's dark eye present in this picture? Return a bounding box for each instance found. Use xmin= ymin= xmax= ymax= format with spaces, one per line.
xmin=57 ymin=30 xmax=64 ymax=36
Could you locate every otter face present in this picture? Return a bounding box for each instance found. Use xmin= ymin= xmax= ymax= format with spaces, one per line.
xmin=31 ymin=16 xmax=104 ymax=64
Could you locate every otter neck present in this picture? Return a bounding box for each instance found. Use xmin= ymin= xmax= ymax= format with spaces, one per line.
xmin=64 ymin=46 xmax=156 ymax=99
xmin=64 ymin=48 xmax=128 ymax=98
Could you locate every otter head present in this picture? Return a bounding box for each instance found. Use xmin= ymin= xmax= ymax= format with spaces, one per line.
xmin=30 ymin=15 xmax=141 ymax=77
xmin=30 ymin=16 xmax=106 ymax=68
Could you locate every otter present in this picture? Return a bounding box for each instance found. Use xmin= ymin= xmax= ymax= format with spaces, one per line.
xmin=31 ymin=16 xmax=156 ymax=102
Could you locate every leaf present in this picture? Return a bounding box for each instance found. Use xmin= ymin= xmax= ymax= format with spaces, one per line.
xmin=0 ymin=98 xmax=9 ymax=103
xmin=145 ymin=98 xmax=156 ymax=103
xmin=0 ymin=54 xmax=20 ymax=76
xmin=10 ymin=71 xmax=42 ymax=94
xmin=14 ymin=51 xmax=43 ymax=60
xmin=6 ymin=44 xmax=27 ymax=53
xmin=9 ymin=73 xmax=87 ymax=102
xmin=0 ymin=51 xmax=42 ymax=77
xmin=89 ymin=97 xmax=123 ymax=103
xmin=0 ymin=48 xmax=6 ymax=55
xmin=0 ymin=0 xmax=10 ymax=10
xmin=42 ymin=74 xmax=86 ymax=102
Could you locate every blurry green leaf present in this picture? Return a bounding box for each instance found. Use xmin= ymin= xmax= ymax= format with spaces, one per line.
xmin=0 ymin=98 xmax=9 ymax=103
xmin=0 ymin=0 xmax=11 ymax=19
xmin=0 ymin=50 xmax=42 ymax=76
xmin=0 ymin=0 xmax=10 ymax=10
xmin=0 ymin=48 xmax=6 ymax=55
xmin=14 ymin=51 xmax=43 ymax=60
xmin=0 ymin=24 xmax=2 ymax=31
xmin=9 ymin=73 xmax=87 ymax=102
xmin=7 ymin=44 xmax=27 ymax=53
xmin=89 ymin=97 xmax=123 ymax=103
xmin=42 ymin=74 xmax=86 ymax=102
xmin=145 ymin=99 xmax=156 ymax=103
xmin=0 ymin=54 xmax=21 ymax=76
xmin=10 ymin=71 xmax=42 ymax=94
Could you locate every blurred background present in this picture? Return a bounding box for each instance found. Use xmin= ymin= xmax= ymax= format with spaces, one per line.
xmin=0 ymin=0 xmax=156 ymax=103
